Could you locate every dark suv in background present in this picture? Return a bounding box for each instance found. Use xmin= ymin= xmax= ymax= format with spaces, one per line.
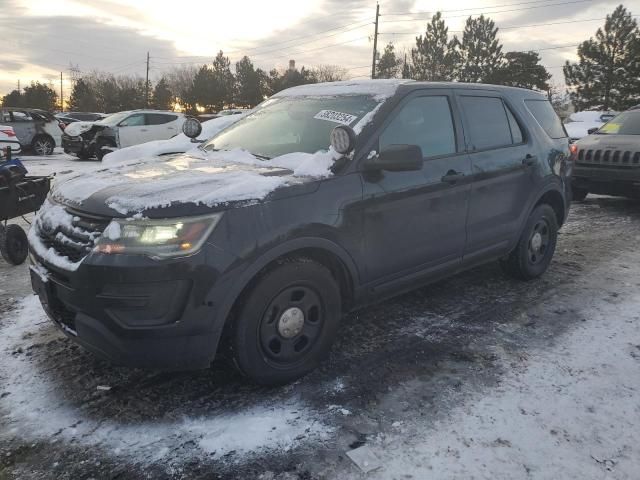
xmin=28 ymin=80 xmax=571 ymax=385
xmin=571 ymin=108 xmax=640 ymax=200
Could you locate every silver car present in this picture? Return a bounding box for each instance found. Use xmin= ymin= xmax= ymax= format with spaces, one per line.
xmin=0 ymin=108 xmax=63 ymax=155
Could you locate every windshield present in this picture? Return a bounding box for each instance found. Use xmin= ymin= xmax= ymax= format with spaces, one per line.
xmin=202 ymin=95 xmax=380 ymax=159
xmin=597 ymin=111 xmax=640 ymax=135
xmin=97 ymin=112 xmax=130 ymax=126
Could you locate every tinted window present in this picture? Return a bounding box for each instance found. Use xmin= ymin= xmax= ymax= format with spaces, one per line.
xmin=380 ymin=96 xmax=456 ymax=158
xmin=119 ymin=114 xmax=145 ymax=127
xmin=11 ymin=111 xmax=33 ymax=122
xmin=506 ymin=107 xmax=524 ymax=144
xmin=597 ymin=111 xmax=640 ymax=135
xmin=146 ymin=113 xmax=177 ymax=125
xmin=525 ymin=99 xmax=567 ymax=139
xmin=459 ymin=96 xmax=512 ymax=150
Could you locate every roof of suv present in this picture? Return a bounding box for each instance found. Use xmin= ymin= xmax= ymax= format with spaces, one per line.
xmin=275 ymin=79 xmax=546 ymax=101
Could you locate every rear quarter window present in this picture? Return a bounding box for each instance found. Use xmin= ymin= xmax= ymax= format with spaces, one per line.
xmin=525 ymin=99 xmax=567 ymax=139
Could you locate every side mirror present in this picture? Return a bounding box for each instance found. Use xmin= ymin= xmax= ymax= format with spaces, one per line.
xmin=182 ymin=117 xmax=203 ymax=141
xmin=587 ymin=127 xmax=599 ymax=135
xmin=366 ymin=144 xmax=423 ymax=172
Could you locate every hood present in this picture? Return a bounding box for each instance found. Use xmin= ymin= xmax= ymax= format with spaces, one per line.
xmin=64 ymin=121 xmax=98 ymax=136
xmin=50 ymin=149 xmax=336 ymax=217
xmin=575 ymin=133 xmax=640 ymax=152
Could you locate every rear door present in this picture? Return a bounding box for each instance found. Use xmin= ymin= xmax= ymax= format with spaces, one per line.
xmin=8 ymin=110 xmax=36 ymax=146
xmin=117 ymin=113 xmax=147 ymax=147
xmin=456 ymin=91 xmax=534 ymax=260
xmin=144 ymin=113 xmax=180 ymax=141
xmin=359 ymin=90 xmax=472 ymax=285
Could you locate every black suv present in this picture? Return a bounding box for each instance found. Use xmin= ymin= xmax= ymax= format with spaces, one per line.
xmin=571 ymin=108 xmax=640 ymax=200
xmin=28 ymin=80 xmax=571 ymax=384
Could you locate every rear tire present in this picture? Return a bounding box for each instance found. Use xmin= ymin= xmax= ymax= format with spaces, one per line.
xmin=31 ymin=135 xmax=55 ymax=156
xmin=229 ymin=258 xmax=341 ymax=385
xmin=501 ymin=204 xmax=558 ymax=281
xmin=572 ymin=185 xmax=588 ymax=202
xmin=0 ymin=224 xmax=29 ymax=265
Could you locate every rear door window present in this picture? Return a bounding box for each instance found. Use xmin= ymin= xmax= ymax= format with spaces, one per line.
xmin=146 ymin=113 xmax=178 ymax=125
xmin=119 ymin=114 xmax=145 ymax=127
xmin=459 ymin=96 xmax=513 ymax=150
xmin=10 ymin=111 xmax=33 ymax=122
xmin=380 ymin=95 xmax=457 ymax=158
xmin=524 ymin=99 xmax=567 ymax=139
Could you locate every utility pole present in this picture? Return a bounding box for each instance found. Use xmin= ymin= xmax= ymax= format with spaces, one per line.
xmin=145 ymin=52 xmax=150 ymax=108
xmin=371 ymin=3 xmax=380 ymax=79
xmin=60 ymin=72 xmax=64 ymax=112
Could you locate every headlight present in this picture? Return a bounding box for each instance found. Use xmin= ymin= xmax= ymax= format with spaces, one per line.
xmin=94 ymin=213 xmax=222 ymax=259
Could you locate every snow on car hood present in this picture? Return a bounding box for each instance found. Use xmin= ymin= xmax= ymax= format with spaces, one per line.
xmin=63 ymin=121 xmax=97 ymax=136
xmin=103 ymin=113 xmax=248 ymax=165
xmin=50 ymin=148 xmax=338 ymax=215
xmin=576 ymin=133 xmax=640 ymax=151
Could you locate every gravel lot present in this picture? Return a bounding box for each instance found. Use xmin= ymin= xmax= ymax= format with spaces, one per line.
xmin=1 ymin=153 xmax=639 ymax=479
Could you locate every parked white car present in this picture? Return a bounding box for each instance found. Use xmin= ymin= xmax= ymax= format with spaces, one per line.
xmin=0 ymin=125 xmax=21 ymax=155
xmin=62 ymin=110 xmax=186 ymax=160
xmin=564 ymin=111 xmax=618 ymax=142
xmin=103 ymin=112 xmax=249 ymax=164
xmin=0 ymin=108 xmax=63 ymax=155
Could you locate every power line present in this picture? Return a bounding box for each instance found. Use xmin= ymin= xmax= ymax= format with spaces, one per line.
xmin=383 ymin=0 xmax=580 ymax=15
xmin=378 ymin=15 xmax=638 ymax=36
xmin=381 ymin=0 xmax=594 ymax=23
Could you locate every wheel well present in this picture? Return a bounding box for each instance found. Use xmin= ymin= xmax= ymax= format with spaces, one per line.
xmin=535 ymin=189 xmax=565 ymax=227
xmin=229 ymin=248 xmax=354 ymax=318
xmin=31 ymin=133 xmax=54 ymax=145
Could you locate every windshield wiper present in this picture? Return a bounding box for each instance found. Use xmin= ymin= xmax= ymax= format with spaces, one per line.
xmin=252 ymin=153 xmax=272 ymax=160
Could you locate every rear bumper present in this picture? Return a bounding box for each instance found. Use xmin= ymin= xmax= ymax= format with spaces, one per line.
xmin=0 ymin=140 xmax=21 ymax=153
xmin=572 ymin=165 xmax=640 ymax=196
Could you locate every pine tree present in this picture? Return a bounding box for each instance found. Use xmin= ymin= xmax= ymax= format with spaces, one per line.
xmin=22 ymin=82 xmax=58 ymax=111
xmin=411 ymin=12 xmax=457 ymax=81
xmin=2 ymin=90 xmax=22 ymax=107
xmin=152 ymin=77 xmax=173 ymax=110
xmin=235 ymin=56 xmax=263 ymax=107
xmin=564 ymin=5 xmax=640 ymax=110
xmin=455 ymin=15 xmax=504 ymax=83
xmin=376 ymin=43 xmax=402 ymax=79
xmin=191 ymin=65 xmax=217 ymax=112
xmin=68 ymin=79 xmax=98 ymax=111
xmin=493 ymin=51 xmax=551 ymax=90
xmin=212 ymin=51 xmax=235 ymax=110
xmin=401 ymin=53 xmax=412 ymax=79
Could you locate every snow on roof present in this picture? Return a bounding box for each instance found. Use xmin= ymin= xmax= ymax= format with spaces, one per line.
xmin=274 ymin=79 xmax=414 ymax=100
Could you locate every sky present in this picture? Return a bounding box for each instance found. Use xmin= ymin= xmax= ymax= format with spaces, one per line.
xmin=1 ymin=0 xmax=639 ymax=97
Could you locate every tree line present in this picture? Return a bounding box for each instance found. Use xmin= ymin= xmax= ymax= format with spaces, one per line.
xmin=2 ymin=4 xmax=638 ymax=113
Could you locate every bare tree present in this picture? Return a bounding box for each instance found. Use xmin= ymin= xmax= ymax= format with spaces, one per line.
xmin=311 ymin=65 xmax=348 ymax=83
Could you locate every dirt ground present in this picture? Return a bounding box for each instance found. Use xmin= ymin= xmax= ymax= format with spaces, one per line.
xmin=1 ymin=155 xmax=639 ymax=479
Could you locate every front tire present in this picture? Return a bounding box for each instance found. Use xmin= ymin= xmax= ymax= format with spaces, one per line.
xmin=230 ymin=258 xmax=341 ymax=385
xmin=31 ymin=135 xmax=55 ymax=156
xmin=0 ymin=224 xmax=29 ymax=265
xmin=501 ymin=204 xmax=558 ymax=281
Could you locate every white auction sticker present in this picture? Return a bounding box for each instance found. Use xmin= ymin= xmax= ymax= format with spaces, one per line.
xmin=313 ymin=110 xmax=358 ymax=125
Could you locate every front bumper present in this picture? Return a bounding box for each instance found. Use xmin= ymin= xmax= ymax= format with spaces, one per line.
xmin=29 ymin=245 xmax=238 ymax=370
xmin=572 ymin=165 xmax=640 ymax=197
xmin=62 ymin=134 xmax=88 ymax=155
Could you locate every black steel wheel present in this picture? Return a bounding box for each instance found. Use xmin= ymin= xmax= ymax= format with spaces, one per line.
xmin=230 ymin=258 xmax=341 ymax=385
xmin=0 ymin=224 xmax=29 ymax=265
xmin=501 ymin=204 xmax=558 ymax=280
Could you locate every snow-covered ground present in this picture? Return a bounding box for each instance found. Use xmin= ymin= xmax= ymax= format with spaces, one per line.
xmin=1 ymin=152 xmax=639 ymax=479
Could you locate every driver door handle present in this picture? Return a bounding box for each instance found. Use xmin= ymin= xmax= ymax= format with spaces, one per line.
xmin=441 ymin=170 xmax=465 ymax=184
xmin=522 ymin=154 xmax=537 ymax=167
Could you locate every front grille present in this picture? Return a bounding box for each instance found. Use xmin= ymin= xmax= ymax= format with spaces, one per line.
xmin=37 ymin=208 xmax=108 ymax=263
xmin=577 ymin=148 xmax=640 ymax=168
